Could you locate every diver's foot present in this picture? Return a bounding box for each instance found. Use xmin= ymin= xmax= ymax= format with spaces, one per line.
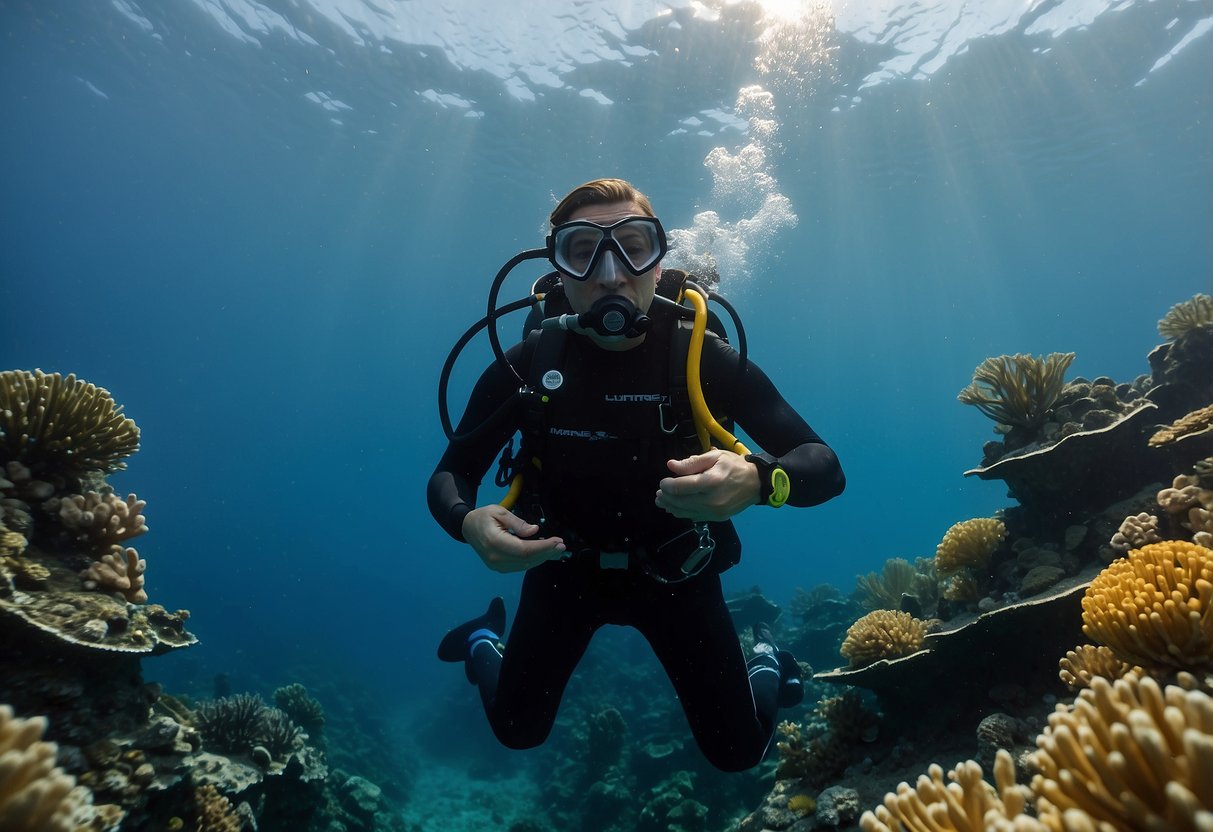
xmin=437 ymin=597 xmax=505 ymax=684
xmin=774 ymin=649 xmax=804 ymax=708
xmin=752 ymin=623 xmax=803 ymax=708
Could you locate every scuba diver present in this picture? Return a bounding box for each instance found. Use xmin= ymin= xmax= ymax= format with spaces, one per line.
xmin=427 ymin=178 xmax=844 ymax=772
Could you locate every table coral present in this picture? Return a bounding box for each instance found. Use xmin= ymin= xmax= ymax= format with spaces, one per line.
xmin=1081 ymin=540 xmax=1213 ymax=671
xmin=840 ymin=610 xmax=926 ymax=667
xmin=0 ymin=370 xmax=140 ymax=476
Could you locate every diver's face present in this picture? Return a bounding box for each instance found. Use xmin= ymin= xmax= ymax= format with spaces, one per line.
xmin=560 ymin=201 xmax=660 ymax=348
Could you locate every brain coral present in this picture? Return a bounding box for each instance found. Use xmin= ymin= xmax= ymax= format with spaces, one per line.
xmin=934 ymin=518 xmax=1006 ymax=576
xmin=840 ymin=610 xmax=927 ymax=667
xmin=1081 ymin=540 xmax=1213 ymax=671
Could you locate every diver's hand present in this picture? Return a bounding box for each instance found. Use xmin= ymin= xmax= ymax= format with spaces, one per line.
xmin=462 ymin=505 xmax=566 ymax=573
xmin=656 ymin=449 xmax=760 ymax=522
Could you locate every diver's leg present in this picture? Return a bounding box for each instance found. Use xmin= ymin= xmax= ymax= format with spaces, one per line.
xmin=634 ymin=574 xmax=781 ymax=772
xmin=485 ymin=561 xmax=599 ymax=749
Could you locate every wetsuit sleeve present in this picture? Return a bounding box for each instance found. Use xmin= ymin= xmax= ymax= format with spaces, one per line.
xmin=700 ymin=336 xmax=845 ymax=507
xmin=427 ymin=341 xmax=529 ymax=540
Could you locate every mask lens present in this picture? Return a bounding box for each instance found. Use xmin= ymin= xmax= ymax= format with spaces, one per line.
xmin=553 ymin=226 xmax=605 ymax=278
xmin=549 ymin=217 xmax=666 ymax=280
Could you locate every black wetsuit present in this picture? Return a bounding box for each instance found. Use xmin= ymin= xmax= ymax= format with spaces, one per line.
xmin=427 ymin=304 xmax=844 ymax=771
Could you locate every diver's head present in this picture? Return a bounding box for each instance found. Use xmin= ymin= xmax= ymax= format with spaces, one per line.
xmin=547 ymin=180 xmax=666 ymax=349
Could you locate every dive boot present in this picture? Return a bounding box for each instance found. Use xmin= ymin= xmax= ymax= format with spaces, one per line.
xmin=438 ymin=596 xmax=505 ymax=684
xmin=753 ymin=623 xmax=804 ymax=709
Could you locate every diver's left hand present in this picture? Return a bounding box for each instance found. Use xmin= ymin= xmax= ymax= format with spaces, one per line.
xmin=655 ymin=449 xmax=760 ymax=522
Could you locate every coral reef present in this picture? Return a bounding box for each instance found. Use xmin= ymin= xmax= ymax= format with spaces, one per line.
xmin=0 ymin=704 xmax=123 ymax=831
xmin=1080 ymin=539 xmax=1213 ymax=672
xmin=0 ymin=370 xmax=140 ymax=476
xmin=957 ymin=352 xmax=1075 ymax=429
xmin=839 ymin=610 xmax=926 ymax=668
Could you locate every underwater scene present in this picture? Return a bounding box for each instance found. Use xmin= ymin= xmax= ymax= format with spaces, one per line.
xmin=2 ymin=0 xmax=1212 ymax=829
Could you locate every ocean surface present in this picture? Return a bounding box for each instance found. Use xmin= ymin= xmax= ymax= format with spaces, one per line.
xmin=2 ymin=0 xmax=1210 ymax=818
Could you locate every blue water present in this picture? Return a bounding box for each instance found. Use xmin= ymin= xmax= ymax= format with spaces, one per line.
xmin=2 ymin=0 xmax=1210 ymax=763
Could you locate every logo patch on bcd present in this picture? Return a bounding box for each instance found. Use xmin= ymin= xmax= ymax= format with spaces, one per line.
xmin=542 ymin=370 xmax=564 ymax=391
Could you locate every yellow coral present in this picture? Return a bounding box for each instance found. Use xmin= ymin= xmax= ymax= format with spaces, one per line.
xmin=957 ymin=352 xmax=1075 ymax=428
xmin=859 ymin=750 xmax=1037 ymax=832
xmin=194 ymin=784 xmax=241 ymax=832
xmin=0 ymin=704 xmax=122 ymax=831
xmin=0 ymin=370 xmax=140 ymax=474
xmin=1081 ymin=540 xmax=1213 ymax=671
xmin=1057 ymin=644 xmax=1136 ymax=691
xmin=855 ymin=558 xmax=917 ymax=610
xmin=788 ymin=793 xmax=816 ymax=815
xmin=935 ymin=518 xmax=1006 ymax=576
xmin=840 ymin=610 xmax=926 ymax=667
xmin=1149 ymin=403 xmax=1213 ymax=448
xmin=1032 ymin=672 xmax=1213 ymax=831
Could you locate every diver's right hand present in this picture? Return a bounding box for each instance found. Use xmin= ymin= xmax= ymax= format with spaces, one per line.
xmin=461 ymin=505 xmax=566 ymax=573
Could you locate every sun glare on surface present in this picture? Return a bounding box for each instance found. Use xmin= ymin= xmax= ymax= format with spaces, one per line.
xmin=754 ymin=0 xmax=821 ymax=21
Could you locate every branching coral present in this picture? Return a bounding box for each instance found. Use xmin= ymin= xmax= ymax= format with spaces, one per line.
xmin=1031 ymin=672 xmax=1213 ymax=830
xmin=934 ymin=518 xmax=1006 ymax=576
xmin=1081 ymin=540 xmax=1213 ymax=672
xmin=81 ymin=545 xmax=148 ymax=604
xmin=1158 ymin=293 xmax=1213 ymax=341
xmin=193 ymin=784 xmax=241 ymax=832
xmin=1153 ymin=461 xmax=1213 ymax=549
xmin=957 ymin=352 xmax=1075 ymax=428
xmin=49 ymin=491 xmax=148 ymax=548
xmin=840 ymin=610 xmax=926 ymax=667
xmin=1057 ymin=644 xmax=1136 ymax=691
xmin=0 ymin=370 xmax=140 ymax=475
xmin=0 ymin=704 xmax=123 ymax=831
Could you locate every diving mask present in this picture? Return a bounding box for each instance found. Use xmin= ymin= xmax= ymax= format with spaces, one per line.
xmin=547 ymin=215 xmax=667 ymax=280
